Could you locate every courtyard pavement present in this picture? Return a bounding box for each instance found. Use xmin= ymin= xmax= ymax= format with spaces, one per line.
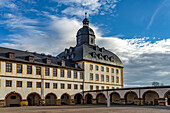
xmin=0 ymin=105 xmax=170 ymax=113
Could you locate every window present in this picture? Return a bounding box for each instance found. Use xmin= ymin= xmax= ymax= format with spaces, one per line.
xmin=96 ymin=65 xmax=98 ymax=71
xmin=106 ymin=75 xmax=109 ymax=82
xmin=111 ymin=76 xmax=114 ymax=82
xmin=96 ymin=74 xmax=99 ymax=81
xmin=96 ymin=86 xmax=99 ymax=90
xmin=90 ymin=85 xmax=93 ymax=90
xmin=74 ymin=84 xmax=78 ymax=89
xmin=36 ymin=67 xmax=41 ymax=75
xmin=116 ymin=69 xmax=119 ymax=74
xmin=36 ymin=82 xmax=41 ymax=88
xmin=10 ymin=96 xmax=16 ymax=99
xmin=60 ymin=69 xmax=64 ymax=77
xmin=90 ymin=73 xmax=93 ymax=80
xmin=17 ymin=64 xmax=22 ymax=73
xmin=80 ymin=72 xmax=83 ymax=79
xmin=101 ymin=66 xmax=104 ymax=71
xmin=53 ymin=83 xmax=57 ymax=89
xmin=116 ymin=77 xmax=119 ymax=83
xmin=74 ymin=71 xmax=77 ymax=79
xmin=6 ymin=63 xmax=12 ymax=72
xmin=45 ymin=68 xmax=50 ymax=76
xmin=61 ymin=83 xmax=65 ymax=89
xmin=67 ymin=70 xmax=71 ymax=78
xmin=112 ymin=87 xmax=115 ymax=89
xmin=53 ymin=69 xmax=57 ymax=77
xmin=101 ymin=75 xmax=104 ymax=81
xmin=80 ymin=85 xmax=83 ymax=90
xmin=27 ymin=82 xmax=32 ymax=88
xmin=6 ymin=80 xmax=12 ymax=87
xmin=90 ymin=65 xmax=93 ymax=70
xmin=106 ymin=67 xmax=109 ymax=72
xmin=107 ymin=86 xmax=109 ymax=89
xmin=67 ymin=84 xmax=71 ymax=89
xmin=101 ymin=86 xmax=104 ymax=90
xmin=91 ymin=38 xmax=94 ymax=44
xmin=45 ymin=83 xmax=50 ymax=88
xmin=17 ymin=81 xmax=22 ymax=87
xmin=111 ymin=68 xmax=114 ymax=73
xmin=27 ymin=65 xmax=32 ymax=74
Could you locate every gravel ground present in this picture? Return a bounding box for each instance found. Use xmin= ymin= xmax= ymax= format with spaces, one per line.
xmin=0 ymin=105 xmax=170 ymax=113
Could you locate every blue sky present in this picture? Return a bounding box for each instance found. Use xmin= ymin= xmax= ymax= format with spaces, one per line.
xmin=1 ymin=0 xmax=170 ymax=87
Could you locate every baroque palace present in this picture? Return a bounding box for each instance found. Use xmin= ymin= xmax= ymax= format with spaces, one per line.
xmin=1 ymin=14 xmax=170 ymax=107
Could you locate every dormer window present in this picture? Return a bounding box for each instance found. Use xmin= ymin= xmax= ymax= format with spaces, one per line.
xmin=98 ymin=54 xmax=102 ymax=59
xmin=26 ymin=55 xmax=34 ymax=62
xmin=7 ymin=52 xmax=15 ymax=59
xmin=110 ymin=56 xmax=114 ymax=62
xmin=44 ymin=58 xmax=51 ymax=64
xmin=91 ymin=38 xmax=94 ymax=44
xmin=104 ymin=55 xmax=108 ymax=60
xmin=65 ymin=49 xmax=68 ymax=54
xmin=91 ymin=52 xmax=96 ymax=58
xmin=66 ymin=55 xmax=70 ymax=60
xmin=71 ymin=54 xmax=75 ymax=59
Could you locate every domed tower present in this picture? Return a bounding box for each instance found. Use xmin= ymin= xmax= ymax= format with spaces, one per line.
xmin=76 ymin=13 xmax=96 ymax=46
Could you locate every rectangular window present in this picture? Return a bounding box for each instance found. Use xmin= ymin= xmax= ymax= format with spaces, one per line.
xmin=90 ymin=73 xmax=93 ymax=80
xmin=36 ymin=82 xmax=41 ymax=88
xmin=101 ymin=75 xmax=104 ymax=81
xmin=106 ymin=75 xmax=109 ymax=82
xmin=111 ymin=76 xmax=114 ymax=82
xmin=67 ymin=84 xmax=71 ymax=89
xmin=111 ymin=68 xmax=114 ymax=73
xmin=27 ymin=65 xmax=32 ymax=74
xmin=6 ymin=63 xmax=12 ymax=72
xmin=60 ymin=69 xmax=64 ymax=77
xmin=101 ymin=86 xmax=104 ymax=90
xmin=90 ymin=64 xmax=93 ymax=70
xmin=45 ymin=83 xmax=50 ymax=88
xmin=27 ymin=81 xmax=32 ymax=88
xmin=17 ymin=64 xmax=22 ymax=73
xmin=53 ymin=69 xmax=57 ymax=77
xmin=96 ymin=74 xmax=99 ymax=81
xmin=61 ymin=83 xmax=65 ymax=89
xmin=80 ymin=85 xmax=83 ymax=90
xmin=36 ymin=67 xmax=41 ymax=75
xmin=90 ymin=85 xmax=93 ymax=90
xmin=80 ymin=72 xmax=83 ymax=79
xmin=96 ymin=86 xmax=99 ymax=90
xmin=74 ymin=84 xmax=78 ymax=89
xmin=67 ymin=70 xmax=71 ymax=78
xmin=45 ymin=68 xmax=50 ymax=76
xmin=106 ymin=67 xmax=109 ymax=72
xmin=74 ymin=71 xmax=77 ymax=79
xmin=101 ymin=66 xmax=104 ymax=71
xmin=17 ymin=81 xmax=22 ymax=87
xmin=116 ymin=77 xmax=119 ymax=83
xmin=116 ymin=69 xmax=119 ymax=74
xmin=96 ymin=65 xmax=98 ymax=71
xmin=6 ymin=80 xmax=12 ymax=87
xmin=53 ymin=83 xmax=57 ymax=89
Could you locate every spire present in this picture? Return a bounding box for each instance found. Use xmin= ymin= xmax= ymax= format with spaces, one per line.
xmin=83 ymin=12 xmax=89 ymax=26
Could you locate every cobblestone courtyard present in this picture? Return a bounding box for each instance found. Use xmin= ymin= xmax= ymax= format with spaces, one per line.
xmin=1 ymin=105 xmax=170 ymax=113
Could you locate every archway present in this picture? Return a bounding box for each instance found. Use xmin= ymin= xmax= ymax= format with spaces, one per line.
xmin=45 ymin=93 xmax=57 ymax=106
xmin=5 ymin=92 xmax=22 ymax=107
xmin=61 ymin=93 xmax=71 ymax=105
xmin=164 ymin=90 xmax=170 ymax=105
xmin=85 ymin=94 xmax=93 ymax=104
xmin=96 ymin=93 xmax=106 ymax=104
xmin=74 ymin=93 xmax=83 ymax=104
xmin=27 ymin=93 xmax=41 ymax=106
xmin=143 ymin=90 xmax=159 ymax=105
xmin=125 ymin=91 xmax=138 ymax=105
xmin=110 ymin=92 xmax=120 ymax=104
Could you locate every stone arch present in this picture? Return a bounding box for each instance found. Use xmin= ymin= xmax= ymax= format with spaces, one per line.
xmin=85 ymin=93 xmax=93 ymax=104
xmin=164 ymin=90 xmax=170 ymax=105
xmin=45 ymin=93 xmax=57 ymax=106
xmin=5 ymin=92 xmax=22 ymax=107
xmin=61 ymin=93 xmax=71 ymax=105
xmin=74 ymin=93 xmax=83 ymax=104
xmin=124 ymin=91 xmax=138 ymax=105
xmin=96 ymin=93 xmax=106 ymax=104
xmin=110 ymin=92 xmax=121 ymax=104
xmin=142 ymin=90 xmax=159 ymax=105
xmin=27 ymin=92 xmax=41 ymax=106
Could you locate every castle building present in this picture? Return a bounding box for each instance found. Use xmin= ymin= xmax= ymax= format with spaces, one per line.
xmin=0 ymin=15 xmax=123 ymax=106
